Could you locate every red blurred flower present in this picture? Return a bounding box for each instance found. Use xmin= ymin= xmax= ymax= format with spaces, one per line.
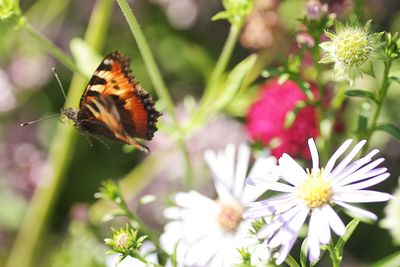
xmin=246 ymin=78 xmax=319 ymax=159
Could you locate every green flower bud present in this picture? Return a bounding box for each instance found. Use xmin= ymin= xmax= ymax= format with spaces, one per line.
xmin=105 ymin=225 xmax=145 ymax=255
xmin=0 ymin=0 xmax=25 ymax=25
xmin=319 ymin=20 xmax=383 ymax=85
xmin=212 ymin=0 xmax=253 ymax=27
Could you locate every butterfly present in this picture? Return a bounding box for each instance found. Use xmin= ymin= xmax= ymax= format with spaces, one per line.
xmin=62 ymin=51 xmax=161 ymax=153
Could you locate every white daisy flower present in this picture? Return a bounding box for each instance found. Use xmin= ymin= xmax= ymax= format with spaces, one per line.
xmin=160 ymin=144 xmax=278 ymax=266
xmin=244 ymin=138 xmax=392 ymax=264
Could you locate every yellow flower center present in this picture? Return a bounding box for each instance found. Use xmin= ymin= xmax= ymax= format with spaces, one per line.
xmin=217 ymin=203 xmax=243 ymax=232
xmin=298 ymin=168 xmax=332 ymax=209
xmin=334 ymin=28 xmax=372 ymax=67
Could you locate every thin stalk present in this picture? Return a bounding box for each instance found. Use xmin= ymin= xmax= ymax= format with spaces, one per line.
xmin=364 ymin=60 xmax=392 ymax=150
xmin=24 ymin=23 xmax=85 ymax=77
xmin=190 ymin=24 xmax=241 ymax=127
xmin=5 ymin=1 xmax=113 ymax=267
xmin=327 ymin=242 xmax=341 ymax=267
xmin=311 ymin=45 xmax=330 ymax=162
xmin=116 ymin=0 xmax=194 ymax=188
xmin=354 ymin=0 xmax=364 ymax=23
xmin=200 ymin=24 xmax=241 ymax=108
xmin=118 ymin=197 xmax=159 ymax=248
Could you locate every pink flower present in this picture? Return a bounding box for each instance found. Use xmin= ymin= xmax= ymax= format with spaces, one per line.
xmin=246 ymin=78 xmax=319 ymax=159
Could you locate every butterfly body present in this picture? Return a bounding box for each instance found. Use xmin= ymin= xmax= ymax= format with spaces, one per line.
xmin=63 ymin=51 xmax=161 ymax=153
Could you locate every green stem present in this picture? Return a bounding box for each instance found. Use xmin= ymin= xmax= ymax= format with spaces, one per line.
xmin=364 ymin=60 xmax=392 ymax=149
xmin=200 ymin=25 xmax=241 ymax=107
xmin=116 ymin=0 xmax=194 ymax=188
xmin=311 ymin=45 xmax=330 ymax=162
xmin=285 ymin=254 xmax=300 ymax=267
xmin=118 ymin=197 xmax=159 ymax=249
xmin=190 ymin=24 xmax=241 ymax=127
xmin=24 ymin=23 xmax=85 ymax=78
xmin=354 ymin=0 xmax=364 ymax=22
xmin=327 ymin=242 xmax=341 ymax=267
xmin=5 ymin=1 xmax=113 ymax=267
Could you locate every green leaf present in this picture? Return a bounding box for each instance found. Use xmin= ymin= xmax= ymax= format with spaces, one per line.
xmin=139 ymin=195 xmax=157 ymax=205
xmin=211 ymin=11 xmax=230 ymax=21
xmin=335 ymin=219 xmax=360 ymax=255
xmin=208 ymin=54 xmax=257 ymax=116
xmin=346 ymin=89 xmax=377 ymax=103
xmin=375 ymin=123 xmax=400 ymax=140
xmin=70 ymin=38 xmax=102 ymax=78
xmin=389 ymin=75 xmax=400 ymax=84
xmin=285 ymin=254 xmax=301 ymax=267
xmin=300 ymin=238 xmax=308 ymax=267
xmin=371 ymin=250 xmax=400 ymax=267
xmin=357 ymin=102 xmax=371 ymax=137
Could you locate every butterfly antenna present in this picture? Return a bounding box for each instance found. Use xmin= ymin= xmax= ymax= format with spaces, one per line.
xmin=52 ymin=67 xmax=68 ymax=102
xmin=20 ymin=113 xmax=61 ymax=127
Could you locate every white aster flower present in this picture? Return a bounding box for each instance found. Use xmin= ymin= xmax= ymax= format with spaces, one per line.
xmin=160 ymin=144 xmax=278 ymax=266
xmin=244 ymin=138 xmax=392 ymax=264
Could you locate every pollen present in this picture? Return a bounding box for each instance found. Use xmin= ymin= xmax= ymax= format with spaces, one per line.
xmin=333 ymin=28 xmax=372 ymax=67
xmin=217 ymin=203 xmax=243 ymax=232
xmin=298 ymin=168 xmax=332 ymax=209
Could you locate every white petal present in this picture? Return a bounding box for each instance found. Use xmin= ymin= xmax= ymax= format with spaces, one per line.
xmin=272 ymin=206 xmax=309 ymax=264
xmin=321 ymin=205 xmax=346 ymax=236
xmin=278 ymin=154 xmax=307 ymax=186
xmin=336 ymin=173 xmax=390 ymax=191
xmin=315 ymin=208 xmax=331 ymax=244
xmin=275 ymin=233 xmax=298 ymax=265
xmin=247 ymin=193 xmax=295 ymax=208
xmin=286 ymin=205 xmax=309 ymax=233
xmin=246 ymin=179 xmax=297 ymax=193
xmin=258 ymin=219 xmax=285 ymax=239
xmin=333 ymin=190 xmax=393 ymax=203
xmin=329 ymin=140 xmax=367 ymax=178
xmin=334 ymin=167 xmax=387 ymax=189
xmin=215 ymin=182 xmax=236 ymax=204
xmin=248 ymin=156 xmax=278 ymax=180
xmin=308 ymin=211 xmax=321 ymax=262
xmin=174 ymin=191 xmax=216 ymax=209
xmin=233 ymin=144 xmax=251 ymax=198
xmin=222 ymin=144 xmax=235 ymax=189
xmin=308 ymin=138 xmax=319 ymax=173
xmin=323 ymin=139 xmax=353 ymax=177
xmin=330 ymin=156 xmax=372 ymax=183
xmin=334 ymin=158 xmax=385 ymax=187
xmin=184 ymin=233 xmax=221 ymax=266
xmin=241 ymin=183 xmax=270 ymax=204
xmin=334 ymin=201 xmax=378 ymax=220
xmin=117 ymin=255 xmax=146 ymax=267
xmin=257 ymin=204 xmax=304 ymax=238
xmin=243 ymin=156 xmax=279 ymax=203
xmin=163 ymin=207 xmax=182 ymax=219
xmin=204 ymin=150 xmax=221 ymax=180
xmin=244 ymin=198 xmax=298 ymax=219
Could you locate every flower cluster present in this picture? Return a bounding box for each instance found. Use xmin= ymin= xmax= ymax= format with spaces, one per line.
xmin=246 ymin=78 xmax=319 ymax=159
xmin=160 ymin=139 xmax=391 ymax=265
